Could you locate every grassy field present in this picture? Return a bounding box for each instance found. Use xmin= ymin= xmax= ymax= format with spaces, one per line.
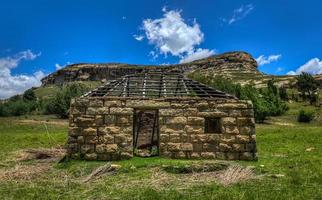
xmin=0 ymin=104 xmax=321 ymax=200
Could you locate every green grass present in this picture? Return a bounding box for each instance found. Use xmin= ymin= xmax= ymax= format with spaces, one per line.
xmin=0 ymin=105 xmax=322 ymax=199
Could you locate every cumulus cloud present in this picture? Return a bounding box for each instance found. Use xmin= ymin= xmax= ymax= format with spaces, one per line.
xmin=180 ymin=48 xmax=215 ymax=63
xmin=222 ymin=4 xmax=254 ymax=24
xmin=287 ymin=58 xmax=322 ymax=75
xmin=139 ymin=8 xmax=214 ymax=63
xmin=55 ymin=62 xmax=71 ymax=70
xmin=256 ymin=54 xmax=281 ymax=66
xmin=133 ymin=34 xmax=144 ymax=41
xmin=142 ymin=9 xmax=204 ymax=56
xmin=0 ymin=50 xmax=44 ymax=99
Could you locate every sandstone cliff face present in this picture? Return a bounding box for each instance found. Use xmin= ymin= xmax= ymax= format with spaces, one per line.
xmin=41 ymin=51 xmax=260 ymax=86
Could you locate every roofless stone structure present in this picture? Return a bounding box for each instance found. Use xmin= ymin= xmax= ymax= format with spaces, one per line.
xmin=67 ymin=70 xmax=257 ymax=161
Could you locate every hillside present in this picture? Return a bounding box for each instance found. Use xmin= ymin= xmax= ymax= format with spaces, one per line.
xmin=40 ymin=51 xmax=322 ymax=90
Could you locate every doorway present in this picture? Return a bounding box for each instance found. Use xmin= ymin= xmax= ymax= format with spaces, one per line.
xmin=133 ymin=109 xmax=159 ymax=157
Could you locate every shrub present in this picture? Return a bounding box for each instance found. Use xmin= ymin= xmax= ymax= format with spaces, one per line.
xmin=45 ymin=83 xmax=90 ymax=118
xmin=297 ymin=110 xmax=315 ymax=122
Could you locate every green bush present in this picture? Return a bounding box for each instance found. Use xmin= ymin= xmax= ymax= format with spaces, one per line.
xmin=44 ymin=83 xmax=90 ymax=118
xmin=297 ymin=110 xmax=315 ymax=122
xmin=188 ymin=72 xmax=289 ymax=122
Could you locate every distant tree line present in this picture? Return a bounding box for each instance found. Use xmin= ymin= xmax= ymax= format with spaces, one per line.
xmin=0 ymin=83 xmax=90 ymax=118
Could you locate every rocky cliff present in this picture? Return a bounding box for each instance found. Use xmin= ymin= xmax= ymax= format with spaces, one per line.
xmin=41 ymin=51 xmax=261 ymax=86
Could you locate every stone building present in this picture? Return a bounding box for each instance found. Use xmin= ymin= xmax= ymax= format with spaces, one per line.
xmin=67 ymin=71 xmax=257 ymax=161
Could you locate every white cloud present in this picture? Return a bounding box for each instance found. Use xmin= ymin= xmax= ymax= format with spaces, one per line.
xmin=223 ymin=4 xmax=254 ymax=24
xmin=287 ymin=58 xmax=322 ymax=75
xmin=133 ymin=34 xmax=144 ymax=41
xmin=142 ymin=9 xmax=204 ymax=56
xmin=139 ymin=8 xmax=214 ymax=63
xmin=0 ymin=50 xmax=44 ymax=99
xmin=55 ymin=63 xmax=63 ymax=70
xmin=256 ymin=54 xmax=281 ymax=66
xmin=180 ymin=48 xmax=215 ymax=63
xmin=55 ymin=62 xmax=71 ymax=70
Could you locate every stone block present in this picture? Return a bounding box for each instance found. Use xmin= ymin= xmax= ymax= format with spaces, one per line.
xmin=82 ymin=127 xmax=97 ymax=136
xmin=160 ymin=134 xmax=169 ymax=143
xmin=203 ymin=143 xmax=217 ymax=152
xmin=159 ymin=109 xmax=184 ymax=116
xmin=69 ymin=127 xmax=80 ymax=136
xmin=77 ymin=136 xmax=84 ymax=144
xmin=217 ymin=103 xmax=248 ymax=109
xmin=240 ymin=126 xmax=255 ymax=135
xmin=104 ymin=100 xmax=122 ymax=107
xmin=85 ymin=136 xmax=98 ymax=144
xmin=225 ymin=126 xmax=239 ymax=134
xmin=106 ymin=144 xmax=118 ymax=153
xmin=198 ymin=111 xmax=228 ymax=118
xmin=201 ymin=152 xmax=216 ymax=159
xmin=166 ymin=117 xmax=187 ymax=124
xmin=84 ymin=153 xmax=97 ymax=161
xmin=169 ymin=133 xmax=181 ymax=143
xmin=215 ymin=152 xmax=226 ymax=159
xmin=96 ymin=144 xmax=106 ymax=154
xmin=126 ymin=100 xmax=170 ymax=108
xmin=187 ymin=117 xmax=205 ymax=125
xmin=89 ymin=100 xmax=103 ymax=107
xmin=114 ymin=134 xmax=128 ymax=144
xmin=226 ymin=152 xmax=239 ymax=160
xmin=81 ymin=144 xmax=94 ymax=154
xmin=95 ymin=115 xmax=104 ymax=126
xmin=207 ymin=134 xmax=221 ymax=143
xmin=98 ymin=135 xmax=114 ymax=144
xmin=181 ymin=143 xmax=193 ymax=151
xmin=221 ymin=117 xmax=237 ymax=126
xmin=117 ymin=116 xmax=132 ymax=125
xmin=167 ymin=143 xmax=181 ymax=152
xmin=193 ymin=143 xmax=203 ymax=152
xmin=232 ymin=144 xmax=245 ymax=151
xmin=180 ymin=134 xmax=190 ymax=143
xmin=235 ymin=135 xmax=250 ymax=143
xmin=105 ymin=115 xmax=116 ymax=124
xmin=221 ymin=135 xmax=236 ymax=143
xmin=185 ymin=125 xmax=204 ymax=134
xmin=183 ymin=108 xmax=199 ymax=116
xmin=240 ymin=152 xmax=254 ymax=160
xmin=98 ymin=126 xmax=120 ymax=135
xmin=121 ymin=126 xmax=133 ymax=135
xmin=75 ymin=116 xmax=95 ymax=126
xmin=110 ymin=107 xmax=133 ymax=115
xmin=219 ymin=143 xmax=232 ymax=152
xmin=191 ymin=152 xmax=201 ymax=159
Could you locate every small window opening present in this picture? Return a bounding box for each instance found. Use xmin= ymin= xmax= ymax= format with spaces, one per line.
xmin=205 ymin=117 xmax=221 ymax=133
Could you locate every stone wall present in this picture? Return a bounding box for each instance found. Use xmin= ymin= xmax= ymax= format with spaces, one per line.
xmin=67 ymin=97 xmax=257 ymax=161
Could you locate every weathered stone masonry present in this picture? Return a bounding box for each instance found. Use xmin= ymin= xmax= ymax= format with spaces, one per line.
xmin=67 ymin=97 xmax=257 ymax=161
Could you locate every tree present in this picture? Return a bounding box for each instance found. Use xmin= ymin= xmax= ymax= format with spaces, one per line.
xmin=296 ymin=72 xmax=318 ymax=104
xmin=47 ymin=83 xmax=90 ymax=118
xmin=23 ymin=89 xmax=37 ymax=102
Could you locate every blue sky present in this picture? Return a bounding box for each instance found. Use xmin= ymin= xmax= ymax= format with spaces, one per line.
xmin=1 ymin=0 xmax=322 ymax=98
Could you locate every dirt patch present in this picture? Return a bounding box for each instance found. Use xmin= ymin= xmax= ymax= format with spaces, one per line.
xmin=0 ymin=148 xmax=66 ymax=181
xmin=0 ymin=163 xmax=51 ymax=181
xmin=15 ymin=148 xmax=66 ymax=162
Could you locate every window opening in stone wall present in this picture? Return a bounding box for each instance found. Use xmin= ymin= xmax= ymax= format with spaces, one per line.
xmin=133 ymin=109 xmax=159 ymax=157
xmin=204 ymin=117 xmax=221 ymax=133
